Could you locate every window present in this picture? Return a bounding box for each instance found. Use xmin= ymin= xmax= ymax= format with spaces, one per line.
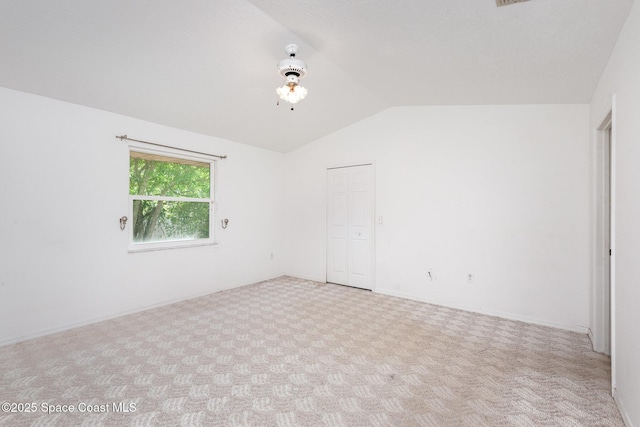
xmin=129 ymin=148 xmax=215 ymax=250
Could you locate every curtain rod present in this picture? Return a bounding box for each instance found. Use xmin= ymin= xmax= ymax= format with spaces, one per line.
xmin=116 ymin=135 xmax=227 ymax=159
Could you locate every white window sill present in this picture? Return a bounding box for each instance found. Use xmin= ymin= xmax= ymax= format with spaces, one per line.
xmin=128 ymin=241 xmax=219 ymax=253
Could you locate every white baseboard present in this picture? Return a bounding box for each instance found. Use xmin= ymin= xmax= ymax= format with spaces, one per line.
xmin=375 ymin=288 xmax=589 ymax=334
xmin=0 ymin=274 xmax=284 ymax=348
xmin=613 ymin=388 xmax=634 ymax=427
xmin=587 ymin=328 xmax=595 ymax=349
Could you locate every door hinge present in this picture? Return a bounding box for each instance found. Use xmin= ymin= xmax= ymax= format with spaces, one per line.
xmin=610 ymin=249 xmax=612 ymax=256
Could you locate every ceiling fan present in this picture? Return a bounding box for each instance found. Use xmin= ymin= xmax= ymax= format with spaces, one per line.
xmin=275 ymin=44 xmax=308 ymax=110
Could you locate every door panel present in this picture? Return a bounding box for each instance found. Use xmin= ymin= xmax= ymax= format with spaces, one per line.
xmin=350 ymin=240 xmax=369 ymax=275
xmin=331 ymin=238 xmax=348 ymax=274
xmin=327 ymin=165 xmax=373 ymax=290
xmin=327 ymin=169 xmax=349 ymax=285
xmin=350 ymin=191 xmax=368 ymax=227
xmin=332 ymin=193 xmax=348 ymax=225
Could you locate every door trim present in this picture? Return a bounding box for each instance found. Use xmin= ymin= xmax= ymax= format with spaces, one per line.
xmin=593 ymin=95 xmax=616 ymax=394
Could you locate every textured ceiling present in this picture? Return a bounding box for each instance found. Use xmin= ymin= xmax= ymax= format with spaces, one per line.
xmin=0 ymin=0 xmax=633 ymax=152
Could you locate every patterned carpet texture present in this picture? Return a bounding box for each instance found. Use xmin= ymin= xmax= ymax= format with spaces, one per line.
xmin=0 ymin=276 xmax=623 ymax=426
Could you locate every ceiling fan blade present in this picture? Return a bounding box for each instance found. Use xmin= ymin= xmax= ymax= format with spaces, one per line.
xmin=496 ymin=0 xmax=532 ymax=7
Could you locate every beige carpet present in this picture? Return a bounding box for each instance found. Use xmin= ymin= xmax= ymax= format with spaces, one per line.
xmin=0 ymin=276 xmax=623 ymax=426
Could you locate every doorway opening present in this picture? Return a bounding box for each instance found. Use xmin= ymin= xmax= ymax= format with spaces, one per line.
xmin=594 ymin=107 xmax=615 ymax=393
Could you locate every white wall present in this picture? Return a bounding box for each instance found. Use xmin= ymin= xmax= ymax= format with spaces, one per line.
xmin=284 ymin=104 xmax=590 ymax=332
xmin=590 ymin=0 xmax=640 ymax=424
xmin=0 ymin=87 xmax=285 ymax=345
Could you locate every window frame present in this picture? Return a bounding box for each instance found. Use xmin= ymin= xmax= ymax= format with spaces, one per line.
xmin=127 ymin=143 xmax=217 ymax=252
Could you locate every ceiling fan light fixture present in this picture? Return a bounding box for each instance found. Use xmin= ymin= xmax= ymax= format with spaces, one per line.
xmin=276 ymin=83 xmax=308 ymax=104
xmin=276 ymin=44 xmax=308 ymax=104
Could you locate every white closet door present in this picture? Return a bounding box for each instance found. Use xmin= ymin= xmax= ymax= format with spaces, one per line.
xmin=327 ymin=165 xmax=373 ymax=290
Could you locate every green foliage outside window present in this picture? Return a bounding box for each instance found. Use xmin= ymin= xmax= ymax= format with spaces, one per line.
xmin=129 ymin=153 xmax=212 ymax=243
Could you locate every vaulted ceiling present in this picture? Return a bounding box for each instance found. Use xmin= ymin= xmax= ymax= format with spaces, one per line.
xmin=0 ymin=0 xmax=633 ymax=152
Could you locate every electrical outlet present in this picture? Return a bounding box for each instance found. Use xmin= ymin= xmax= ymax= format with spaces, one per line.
xmin=467 ymin=273 xmax=474 ymax=283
